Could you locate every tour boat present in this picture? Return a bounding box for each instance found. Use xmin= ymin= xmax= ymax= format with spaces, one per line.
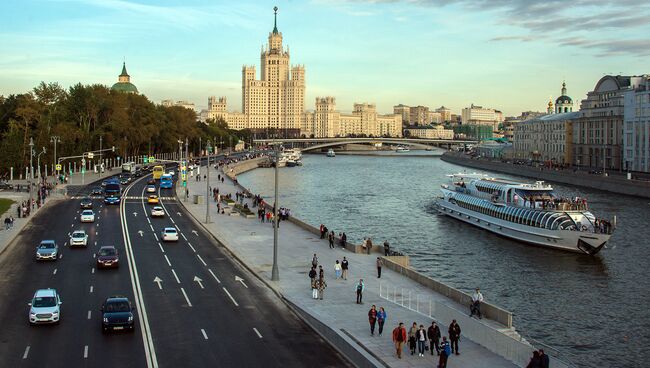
xmin=327 ymin=149 xmax=336 ymax=157
xmin=435 ymin=173 xmax=614 ymax=255
xmin=395 ymin=145 xmax=410 ymax=153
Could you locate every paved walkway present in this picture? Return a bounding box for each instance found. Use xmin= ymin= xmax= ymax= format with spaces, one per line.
xmin=177 ymin=163 xmax=519 ymax=368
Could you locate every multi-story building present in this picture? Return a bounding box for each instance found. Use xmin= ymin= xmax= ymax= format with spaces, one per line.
xmin=405 ymin=125 xmax=454 ymax=139
xmin=623 ymin=75 xmax=650 ymax=172
xmin=453 ymin=125 xmax=493 ymax=140
xmin=436 ymin=106 xmax=452 ymax=122
xmin=393 ymin=104 xmax=411 ymax=125
xmin=513 ymin=112 xmax=578 ymax=164
xmin=428 ymin=111 xmax=442 ymax=125
xmin=503 ymin=111 xmax=545 ymax=143
xmin=573 ymin=75 xmax=647 ymax=170
xmin=161 ymin=100 xmax=196 ymax=111
xmin=409 ymin=105 xmax=429 ymax=126
xmin=461 ymin=104 xmax=504 ymax=131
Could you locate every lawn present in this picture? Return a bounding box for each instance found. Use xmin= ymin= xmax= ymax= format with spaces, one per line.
xmin=0 ymin=198 xmax=15 ymax=218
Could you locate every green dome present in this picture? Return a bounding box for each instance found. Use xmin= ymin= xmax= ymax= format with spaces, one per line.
xmin=111 ymin=82 xmax=138 ymax=94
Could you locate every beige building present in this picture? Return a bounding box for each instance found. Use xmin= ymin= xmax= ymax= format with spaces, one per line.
xmin=405 ymin=125 xmax=454 ymax=139
xmin=161 ymin=99 xmax=196 ymax=111
xmin=409 ymin=106 xmax=429 ymax=126
xmin=461 ymin=104 xmax=504 ymax=131
xmin=393 ymin=104 xmax=411 ymax=125
xmin=513 ymin=112 xmax=578 ymax=164
xmin=436 ymin=106 xmax=452 ymax=122
xmin=623 ymin=75 xmax=650 ymax=172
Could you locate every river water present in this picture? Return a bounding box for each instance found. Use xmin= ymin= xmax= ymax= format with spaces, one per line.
xmin=238 ymin=152 xmax=648 ymax=368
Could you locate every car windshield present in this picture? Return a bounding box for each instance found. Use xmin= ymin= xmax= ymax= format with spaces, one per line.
xmin=72 ymin=232 xmax=85 ymax=238
xmin=38 ymin=242 xmax=55 ymax=249
xmin=82 ymin=211 xmax=93 ymax=215
xmin=165 ymin=229 xmax=176 ymax=234
xmin=33 ymin=296 xmax=57 ymax=308
xmin=105 ymin=301 xmax=130 ymax=312
xmin=153 ymin=207 xmax=162 ymax=211
xmin=82 ymin=197 xmax=91 ymax=202
xmin=99 ymin=248 xmax=117 ymax=256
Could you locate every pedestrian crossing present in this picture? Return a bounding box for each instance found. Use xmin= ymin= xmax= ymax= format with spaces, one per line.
xmin=70 ymin=195 xmax=176 ymax=201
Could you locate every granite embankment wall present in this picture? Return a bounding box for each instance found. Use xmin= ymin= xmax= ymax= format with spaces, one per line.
xmin=441 ymin=152 xmax=650 ymax=199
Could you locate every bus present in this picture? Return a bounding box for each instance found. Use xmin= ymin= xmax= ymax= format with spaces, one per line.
xmin=121 ymin=162 xmax=136 ymax=173
xmin=152 ymin=165 xmax=164 ymax=180
xmin=160 ymin=174 xmax=173 ymax=189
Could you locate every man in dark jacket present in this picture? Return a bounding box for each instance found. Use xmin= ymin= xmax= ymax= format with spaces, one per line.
xmin=539 ymin=349 xmax=549 ymax=368
xmin=448 ymin=319 xmax=461 ymax=355
xmin=308 ymin=267 xmax=317 ymax=289
xmin=427 ymin=321 xmax=441 ymax=355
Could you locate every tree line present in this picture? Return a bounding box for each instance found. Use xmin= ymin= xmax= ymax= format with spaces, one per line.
xmin=0 ymin=82 xmax=250 ymax=177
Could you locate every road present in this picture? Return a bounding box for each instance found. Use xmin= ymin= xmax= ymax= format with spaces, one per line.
xmin=0 ymin=166 xmax=350 ymax=367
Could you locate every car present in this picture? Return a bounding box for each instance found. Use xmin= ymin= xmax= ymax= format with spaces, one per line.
xmin=80 ymin=197 xmax=93 ymax=209
xmin=167 ymin=170 xmax=175 ymax=176
xmin=96 ymin=246 xmax=119 ymax=268
xmin=120 ymin=177 xmax=130 ymax=185
xmin=70 ymin=230 xmax=88 ymax=247
xmin=91 ymin=187 xmax=103 ymax=195
xmin=161 ymin=227 xmax=178 ymax=242
xmin=133 ymin=170 xmax=142 ymax=178
xmin=104 ymin=195 xmax=120 ymax=205
xmin=147 ymin=195 xmax=159 ymax=204
xmin=28 ymin=289 xmax=62 ymax=325
xmin=101 ymin=296 xmax=135 ymax=332
xmin=0 ymin=181 xmax=14 ymax=190
xmin=151 ymin=206 xmax=165 ymax=217
xmin=147 ymin=179 xmax=156 ymax=185
xmin=146 ymin=184 xmax=157 ymax=193
xmin=101 ymin=180 xmax=108 ymax=187
xmin=36 ymin=240 xmax=58 ymax=261
xmin=80 ymin=209 xmax=95 ymax=223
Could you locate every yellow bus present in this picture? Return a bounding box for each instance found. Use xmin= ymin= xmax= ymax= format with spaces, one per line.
xmin=152 ymin=165 xmax=164 ymax=180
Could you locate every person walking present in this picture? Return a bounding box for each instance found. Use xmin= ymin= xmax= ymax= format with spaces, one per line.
xmin=312 ymin=253 xmax=318 ymax=269
xmin=368 ymin=305 xmax=377 ymax=335
xmin=376 ymin=257 xmax=383 ymax=278
xmin=439 ymin=336 xmax=451 ymax=368
xmin=428 ymin=321 xmax=441 ymax=355
xmin=341 ymin=257 xmax=349 ymax=280
xmin=318 ymin=265 xmax=324 ymax=280
xmin=366 ymin=238 xmax=373 ymax=254
xmin=377 ymin=307 xmax=387 ymax=336
xmin=383 ymin=240 xmax=390 ymax=256
xmin=355 ymin=279 xmax=365 ymax=304
xmin=317 ymin=277 xmax=327 ymax=300
xmin=448 ymin=319 xmax=461 ymax=355
xmin=309 ymin=267 xmax=317 ymax=289
xmin=417 ymin=324 xmax=427 ymax=357
xmin=408 ymin=322 xmax=418 ymax=355
xmin=319 ymin=224 xmax=325 ymax=239
xmin=470 ymin=287 xmax=484 ymax=319
xmin=340 ymin=232 xmax=347 ymax=248
xmin=525 ymin=351 xmax=541 ymax=368
xmin=334 ymin=260 xmax=342 ymax=279
xmin=539 ymin=349 xmax=549 ymax=368
xmin=392 ymin=322 xmax=407 ymax=359
xmin=311 ymin=277 xmax=319 ymax=299
xmin=328 ymin=231 xmax=335 ymax=249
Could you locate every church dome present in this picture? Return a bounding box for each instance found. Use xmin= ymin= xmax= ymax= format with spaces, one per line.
xmin=111 ymin=81 xmax=138 ymax=93
xmin=555 ymin=95 xmax=572 ymax=104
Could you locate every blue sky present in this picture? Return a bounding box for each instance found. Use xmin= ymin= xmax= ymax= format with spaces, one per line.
xmin=1 ymin=0 xmax=648 ymax=116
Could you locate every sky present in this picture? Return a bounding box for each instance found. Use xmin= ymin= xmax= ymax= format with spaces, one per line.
xmin=0 ymin=0 xmax=649 ymax=116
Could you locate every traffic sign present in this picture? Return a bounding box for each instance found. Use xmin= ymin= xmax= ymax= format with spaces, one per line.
xmin=182 ymin=181 xmax=187 ymax=187
xmin=143 ymin=156 xmax=149 ymax=164
xmin=87 ymin=152 xmax=94 ymax=159
xmin=55 ymin=164 xmax=62 ymax=171
xmin=149 ymin=156 xmax=155 ymax=163
xmin=181 ymin=174 xmax=186 ymax=181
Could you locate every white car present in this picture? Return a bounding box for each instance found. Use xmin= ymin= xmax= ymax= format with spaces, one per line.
xmin=70 ymin=230 xmax=88 ymax=247
xmin=167 ymin=170 xmax=175 ymax=176
xmin=28 ymin=289 xmax=62 ymax=325
xmin=146 ymin=184 xmax=157 ymax=193
xmin=151 ymin=206 xmax=165 ymax=218
xmin=80 ymin=210 xmax=95 ymax=223
xmin=161 ymin=227 xmax=178 ymax=242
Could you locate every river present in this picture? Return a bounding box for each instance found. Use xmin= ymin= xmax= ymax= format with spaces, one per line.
xmin=238 ymin=152 xmax=648 ymax=368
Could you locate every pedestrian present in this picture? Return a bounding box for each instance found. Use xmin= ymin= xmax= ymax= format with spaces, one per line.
xmin=417 ymin=324 xmax=427 ymax=357
xmin=340 ymin=232 xmax=347 ymax=248
xmin=377 ymin=307 xmax=386 ymax=336
xmin=383 ymin=239 xmax=390 ymax=256
xmin=376 ymin=257 xmax=383 ymax=278
xmin=539 ymin=349 xmax=549 ymax=368
xmin=312 ymin=253 xmax=318 ymax=268
xmin=317 ymin=277 xmax=327 ymax=300
xmin=334 ymin=260 xmax=342 ymax=279
xmin=341 ymin=257 xmax=349 ymax=280
xmin=362 ymin=237 xmax=368 ymax=252
xmin=368 ymin=305 xmax=377 ymax=335
xmin=428 ymin=321 xmax=441 ymax=355
xmin=309 ymin=266 xmax=317 ymax=289
xmin=392 ymin=322 xmax=407 ymax=359
xmin=319 ymin=224 xmax=325 ymax=239
xmin=525 ymin=351 xmax=541 ymax=368
xmin=355 ymin=279 xmax=364 ymax=304
xmin=408 ymin=322 xmax=418 ymax=355
xmin=221 ymin=177 xmax=224 ymax=183
xmin=312 ymin=278 xmax=319 ymax=299
xmin=4 ymin=217 xmax=9 ymax=230
xmin=470 ymin=287 xmax=484 ymax=319
xmin=318 ymin=265 xmax=324 ymax=279
xmin=366 ymin=238 xmax=373 ymax=254
xmin=328 ymin=231 xmax=335 ymax=249
xmin=439 ymin=336 xmax=451 ymax=368
xmin=448 ymin=319 xmax=461 ymax=355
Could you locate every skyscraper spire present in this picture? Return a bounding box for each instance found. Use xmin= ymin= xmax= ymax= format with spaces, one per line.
xmin=273 ymin=6 xmax=279 ymax=34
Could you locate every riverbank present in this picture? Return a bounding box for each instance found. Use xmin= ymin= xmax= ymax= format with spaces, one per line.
xmin=441 ymin=152 xmax=650 ymax=198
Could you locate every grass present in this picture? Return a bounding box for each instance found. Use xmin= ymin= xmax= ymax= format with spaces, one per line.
xmin=234 ymin=203 xmax=254 ymax=215
xmin=0 ymin=198 xmax=15 ymax=218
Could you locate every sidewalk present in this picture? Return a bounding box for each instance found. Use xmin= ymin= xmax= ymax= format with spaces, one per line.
xmin=177 ymin=163 xmax=520 ymax=368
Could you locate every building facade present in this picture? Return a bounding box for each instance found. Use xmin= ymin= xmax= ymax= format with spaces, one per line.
xmin=555 ymin=82 xmax=573 ymax=114
xmin=453 ymin=125 xmax=493 ymax=140
xmin=623 ymin=75 xmax=650 ymax=172
xmin=461 ymin=104 xmax=504 ymax=131
xmin=161 ymin=100 xmax=196 ymax=111
xmin=405 ymin=125 xmax=454 ymax=139
xmin=436 ymin=106 xmax=452 ymax=122
xmin=513 ymin=112 xmax=578 ymax=164
xmin=393 ymin=104 xmax=411 ymax=125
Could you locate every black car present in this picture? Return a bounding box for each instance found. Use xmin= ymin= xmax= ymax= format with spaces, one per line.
xmin=80 ymin=197 xmax=93 ymax=209
xmin=101 ymin=297 xmax=135 ymax=332
xmin=91 ymin=187 xmax=103 ymax=195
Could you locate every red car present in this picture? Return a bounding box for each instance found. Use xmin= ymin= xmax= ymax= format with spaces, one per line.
xmin=96 ymin=246 xmax=119 ymax=269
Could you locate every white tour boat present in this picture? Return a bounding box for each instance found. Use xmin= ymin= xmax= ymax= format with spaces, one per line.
xmin=395 ymin=145 xmax=410 ymax=153
xmin=435 ymin=173 xmax=614 ymax=255
xmin=327 ymin=149 xmax=336 ymax=157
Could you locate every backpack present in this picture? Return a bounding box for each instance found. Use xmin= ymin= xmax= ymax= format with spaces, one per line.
xmin=444 ymin=343 xmax=451 ymax=356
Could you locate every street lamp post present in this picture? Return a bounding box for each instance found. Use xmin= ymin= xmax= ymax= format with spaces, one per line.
xmin=99 ymin=135 xmax=103 ymax=174
xmin=184 ymin=138 xmax=189 ymax=201
xmin=37 ymin=147 xmax=46 ymax=181
xmin=50 ymin=135 xmax=60 ymax=177
xmin=205 ymin=140 xmax=211 ymax=224
xmin=271 ymin=144 xmax=280 ymax=281
xmin=29 ymin=138 xmax=34 ymax=209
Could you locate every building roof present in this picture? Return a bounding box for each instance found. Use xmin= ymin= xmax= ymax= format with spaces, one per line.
xmin=272 ymin=6 xmax=279 ymax=34
xmin=555 ymin=95 xmax=572 ymax=104
xmin=520 ymin=111 xmax=580 ymax=124
xmin=120 ymin=62 xmax=129 ymax=77
xmin=111 ymin=82 xmax=138 ymax=93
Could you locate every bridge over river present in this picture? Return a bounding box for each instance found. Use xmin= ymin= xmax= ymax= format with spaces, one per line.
xmin=253 ymin=137 xmax=478 ymax=152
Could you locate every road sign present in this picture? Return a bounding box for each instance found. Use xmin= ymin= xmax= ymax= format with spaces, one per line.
xmin=81 ymin=158 xmax=86 ymax=166
xmin=55 ymin=164 xmax=62 ymax=171
xmin=87 ymin=152 xmax=94 ymax=159
xmin=143 ymin=156 xmax=149 ymax=164
xmin=117 ymin=157 xmax=121 ymax=162
xmin=181 ymin=174 xmax=186 ymax=181
xmin=149 ymin=156 xmax=155 ymax=163
xmin=182 ymin=181 xmax=187 ymax=187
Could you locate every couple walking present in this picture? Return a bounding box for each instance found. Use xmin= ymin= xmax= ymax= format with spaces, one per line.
xmin=367 ymin=305 xmax=386 ymax=336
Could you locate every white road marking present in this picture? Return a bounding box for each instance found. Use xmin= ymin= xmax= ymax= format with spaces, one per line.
xmin=196 ymin=254 xmax=207 ymax=266
xmin=169 ymin=218 xmax=175 ymax=224
xmin=22 ymin=346 xmax=30 ymax=359
xmin=181 ymin=233 xmax=187 ymax=241
xmin=175 ymin=225 xmax=180 ymax=231
xmin=71 ymin=224 xmax=74 ymax=227
xmin=154 ymin=277 xmax=163 ymax=290
xmin=83 ymin=345 xmax=88 ymax=358
xmin=96 ymin=231 xmax=99 ymax=236
xmin=253 ymin=328 xmax=263 ymax=338
xmin=89 ymin=286 xmax=94 ymax=293
xmin=164 ymin=254 xmax=171 ymax=267
xmin=222 ymin=287 xmax=239 ymax=307
xmin=147 ymin=217 xmax=151 ymax=224
xmin=87 ymin=310 xmax=92 ymax=319
xmin=235 ymin=276 xmax=248 ymax=288
xmin=59 ymin=254 xmax=63 ymax=259
xmin=153 ymin=233 xmax=159 ymax=242
xmin=193 ymin=276 xmax=204 ymax=289
xmin=73 ymin=217 xmax=76 ymax=220
xmin=208 ymin=269 xmax=221 ymax=283
xmin=187 ymin=242 xmax=196 ymax=252
xmin=91 ymin=267 xmax=95 ymax=274
xmin=96 ymin=223 xmax=99 ymax=227
xmin=53 ymin=268 xmax=57 ymax=275
xmin=94 ymin=241 xmax=97 ymax=246
xmin=149 ymin=224 xmax=154 ymax=232
xmin=180 ymin=287 xmax=193 ymax=307
xmin=171 ymin=269 xmax=180 ymax=283
xmin=158 ymin=242 xmax=165 ymax=253
xmin=201 ymin=329 xmax=208 ymax=340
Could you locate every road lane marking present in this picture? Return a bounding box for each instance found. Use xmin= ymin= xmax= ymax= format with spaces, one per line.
xmin=147 ymin=218 xmax=151 ymax=224
xmin=158 ymin=242 xmax=165 ymax=253
xmin=169 ymin=218 xmax=175 ymax=224
xmin=222 ymin=287 xmax=239 ymax=307
xmin=96 ymin=231 xmax=99 ymax=236
xmin=59 ymin=254 xmax=63 ymax=259
xmin=22 ymin=346 xmax=30 ymax=359
xmin=71 ymin=224 xmax=74 ymax=227
xmin=201 ymin=329 xmax=208 ymax=340
xmin=196 ymin=254 xmax=207 ymax=266
xmin=84 ymin=345 xmax=88 ymax=358
xmin=91 ymin=267 xmax=95 ymax=274
xmin=153 ymin=233 xmax=159 ymax=242
xmin=208 ymin=269 xmax=221 ymax=283
xmin=194 ymin=276 xmax=204 ymax=289
xmin=175 ymin=225 xmax=180 ymax=231
xmin=171 ymin=269 xmax=180 ymax=283
xmin=181 ymin=233 xmax=187 ymax=241
xmin=94 ymin=241 xmax=97 ymax=246
xmin=87 ymin=310 xmax=92 ymax=319
xmin=253 ymin=328 xmax=263 ymax=338
xmin=187 ymin=242 xmax=196 ymax=252
xmin=89 ymin=286 xmax=93 ymax=293
xmin=149 ymin=224 xmax=154 ymax=232
xmin=164 ymin=254 xmax=171 ymax=267
xmin=180 ymin=287 xmax=193 ymax=307
xmin=53 ymin=268 xmax=57 ymax=275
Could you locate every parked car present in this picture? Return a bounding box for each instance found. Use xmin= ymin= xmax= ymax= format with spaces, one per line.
xmin=151 ymin=206 xmax=165 ymax=218
xmin=28 ymin=289 xmax=62 ymax=325
xmin=70 ymin=230 xmax=88 ymax=247
xmin=161 ymin=227 xmax=178 ymax=242
xmin=96 ymin=246 xmax=119 ymax=269
xmin=80 ymin=210 xmax=95 ymax=223
xmin=36 ymin=240 xmax=58 ymax=261
xmin=101 ymin=296 xmax=135 ymax=332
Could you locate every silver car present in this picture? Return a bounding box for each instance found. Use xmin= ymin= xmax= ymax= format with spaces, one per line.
xmin=70 ymin=230 xmax=88 ymax=247
xmin=28 ymin=289 xmax=62 ymax=325
xmin=36 ymin=240 xmax=58 ymax=261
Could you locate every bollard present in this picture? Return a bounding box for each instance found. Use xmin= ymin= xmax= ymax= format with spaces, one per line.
xmin=74 ymin=162 xmax=77 ymax=173
xmin=10 ymin=167 xmax=13 ymax=181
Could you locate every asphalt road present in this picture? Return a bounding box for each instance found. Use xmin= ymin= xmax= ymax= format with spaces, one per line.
xmin=0 ymin=163 xmax=350 ymax=367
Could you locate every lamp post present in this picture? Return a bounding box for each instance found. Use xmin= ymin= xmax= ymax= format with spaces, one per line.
xmin=99 ymin=135 xmax=103 ymax=174
xmin=205 ymin=140 xmax=211 ymax=224
xmin=37 ymin=147 xmax=46 ymax=181
xmin=28 ymin=138 xmax=34 ymax=208
xmin=184 ymin=137 xmax=189 ymax=201
xmin=271 ymin=143 xmax=280 ymax=281
xmin=50 ymin=135 xmax=60 ymax=176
